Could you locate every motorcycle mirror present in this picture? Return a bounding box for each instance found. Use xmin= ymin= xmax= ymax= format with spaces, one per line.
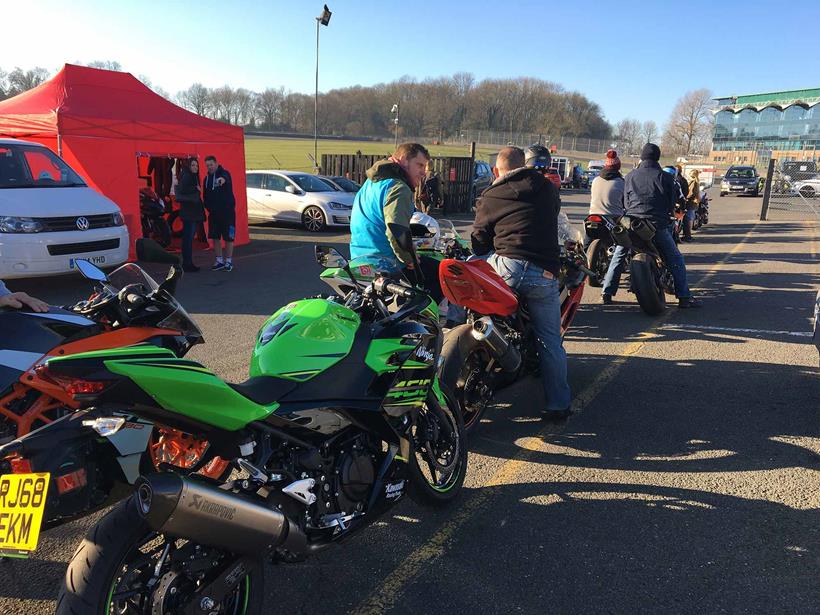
xmin=387 ymin=223 xmax=424 ymax=285
xmin=158 ymin=264 xmax=182 ymax=296
xmin=314 ymin=245 xmax=349 ymax=270
xmin=75 ymin=259 xmax=108 ymax=282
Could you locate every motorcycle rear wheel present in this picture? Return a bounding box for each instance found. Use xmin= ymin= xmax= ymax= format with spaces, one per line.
xmin=630 ymin=253 xmax=666 ymax=316
xmin=585 ymin=239 xmax=610 ymax=288
xmin=440 ymin=324 xmax=494 ymax=433
xmin=57 ymin=498 xmax=263 ymax=615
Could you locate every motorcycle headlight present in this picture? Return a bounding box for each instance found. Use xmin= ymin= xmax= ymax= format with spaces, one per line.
xmin=112 ymin=211 xmax=125 ymax=226
xmin=327 ymin=201 xmax=350 ymax=210
xmin=0 ymin=216 xmax=43 ymax=233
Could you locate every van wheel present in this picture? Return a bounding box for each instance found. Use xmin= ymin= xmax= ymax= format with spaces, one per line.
xmin=302 ymin=206 xmax=327 ymax=232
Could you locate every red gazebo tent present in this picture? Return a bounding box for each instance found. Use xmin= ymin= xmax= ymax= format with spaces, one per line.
xmin=0 ymin=64 xmax=248 ymax=256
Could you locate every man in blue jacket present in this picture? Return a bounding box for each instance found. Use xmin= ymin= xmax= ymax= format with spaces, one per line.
xmin=601 ymin=143 xmax=700 ymax=308
xmin=203 ymin=155 xmax=236 ymax=272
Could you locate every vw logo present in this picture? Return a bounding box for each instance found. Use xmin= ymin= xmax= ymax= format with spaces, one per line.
xmin=76 ymin=217 xmax=90 ymax=231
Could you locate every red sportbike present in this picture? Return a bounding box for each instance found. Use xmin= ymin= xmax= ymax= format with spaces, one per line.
xmin=438 ymin=240 xmax=589 ymax=432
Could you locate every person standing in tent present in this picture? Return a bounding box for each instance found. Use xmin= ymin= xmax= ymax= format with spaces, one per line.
xmin=174 ymin=158 xmax=205 ymax=272
xmin=203 ymin=155 xmax=236 ymax=272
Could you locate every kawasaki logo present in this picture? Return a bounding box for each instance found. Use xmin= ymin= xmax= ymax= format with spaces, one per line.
xmin=385 ymin=480 xmax=405 ymax=499
xmin=188 ymin=494 xmax=236 ymax=520
xmin=414 ymin=346 xmax=434 ymax=363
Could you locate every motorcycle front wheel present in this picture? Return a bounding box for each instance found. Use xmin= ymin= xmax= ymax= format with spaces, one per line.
xmin=57 ymin=498 xmax=263 ymax=615
xmin=407 ymin=386 xmax=467 ymax=507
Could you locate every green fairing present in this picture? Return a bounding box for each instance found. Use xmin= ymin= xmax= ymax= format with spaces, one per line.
xmin=251 ymin=299 xmax=360 ymax=381
xmin=104 ymin=355 xmax=277 ymax=431
xmin=364 ymin=338 xmax=418 ymax=375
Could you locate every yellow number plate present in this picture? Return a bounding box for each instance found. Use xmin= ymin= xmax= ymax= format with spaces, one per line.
xmin=0 ymin=473 xmax=49 ymax=556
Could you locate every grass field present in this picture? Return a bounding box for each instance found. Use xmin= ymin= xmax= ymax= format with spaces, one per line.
xmin=244 ymin=136 xmax=498 ymax=172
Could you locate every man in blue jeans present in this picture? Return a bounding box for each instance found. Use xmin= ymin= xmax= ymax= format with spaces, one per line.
xmin=602 ymin=143 xmax=701 ymax=309
xmin=472 ymin=146 xmax=572 ymax=419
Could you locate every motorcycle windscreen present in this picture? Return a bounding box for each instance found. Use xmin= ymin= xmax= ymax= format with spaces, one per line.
xmin=438 ymin=259 xmax=518 ymax=317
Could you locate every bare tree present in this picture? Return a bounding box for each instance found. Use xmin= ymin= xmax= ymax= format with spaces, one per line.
xmin=84 ymin=60 xmax=122 ymax=71
xmin=641 ymin=120 xmax=658 ymax=144
xmin=5 ymin=67 xmax=49 ymax=97
xmin=615 ymin=118 xmax=642 ymax=154
xmin=662 ymin=89 xmax=714 ymax=155
xmin=176 ymin=83 xmax=212 ymax=116
xmin=255 ymin=87 xmax=285 ymax=129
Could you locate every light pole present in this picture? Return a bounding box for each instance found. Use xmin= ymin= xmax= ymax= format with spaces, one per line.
xmin=391 ymin=103 xmax=400 ymax=148
xmin=314 ymin=4 xmax=332 ymax=171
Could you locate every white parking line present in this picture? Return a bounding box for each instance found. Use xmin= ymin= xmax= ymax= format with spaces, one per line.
xmin=660 ymin=324 xmax=812 ymax=338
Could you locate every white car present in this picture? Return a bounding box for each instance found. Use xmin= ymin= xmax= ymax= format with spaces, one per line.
xmin=246 ymin=170 xmax=355 ymax=232
xmin=793 ymin=178 xmax=820 ymax=198
xmin=0 ymin=138 xmax=129 ymax=279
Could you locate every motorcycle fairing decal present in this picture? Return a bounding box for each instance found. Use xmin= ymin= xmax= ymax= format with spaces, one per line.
xmin=364 ymin=338 xmax=418 ymax=375
xmin=278 ymin=369 xmax=322 ymax=381
xmin=105 ymin=418 xmax=153 ymax=457
xmin=0 ymin=350 xmax=47 ymax=372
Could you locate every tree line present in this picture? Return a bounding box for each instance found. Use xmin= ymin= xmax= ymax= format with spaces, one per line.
xmin=0 ymin=62 xmax=713 ymax=154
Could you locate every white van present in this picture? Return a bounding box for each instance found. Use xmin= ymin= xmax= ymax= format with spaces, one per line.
xmin=0 ymin=139 xmax=129 ymax=279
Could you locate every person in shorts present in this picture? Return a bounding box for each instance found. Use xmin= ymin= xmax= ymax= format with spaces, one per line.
xmin=203 ymin=155 xmax=236 ymax=271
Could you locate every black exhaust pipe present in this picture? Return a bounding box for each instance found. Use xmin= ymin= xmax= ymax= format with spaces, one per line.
xmin=135 ymin=473 xmax=306 ymax=556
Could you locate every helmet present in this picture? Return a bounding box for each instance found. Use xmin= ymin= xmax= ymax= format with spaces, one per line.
xmin=524 ymin=144 xmax=552 ymax=170
xmin=410 ymin=211 xmax=441 ymax=250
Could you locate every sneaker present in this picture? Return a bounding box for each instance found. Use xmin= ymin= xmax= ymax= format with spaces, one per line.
xmin=542 ymin=407 xmax=572 ymax=421
xmin=182 ymin=264 xmax=200 ymax=273
xmin=678 ymin=297 xmax=702 ymax=309
xmin=211 ymin=262 xmax=226 ymax=271
xmin=602 ymin=294 xmax=613 ymax=305
xmin=222 ymin=262 xmax=233 ymax=272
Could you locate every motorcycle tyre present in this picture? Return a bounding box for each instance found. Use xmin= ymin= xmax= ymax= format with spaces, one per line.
xmin=585 ymin=239 xmax=609 ymax=288
xmin=57 ymin=497 xmax=264 ymax=615
xmin=630 ymin=253 xmax=666 ymax=316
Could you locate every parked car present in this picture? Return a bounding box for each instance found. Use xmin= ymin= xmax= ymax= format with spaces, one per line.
xmin=719 ymin=166 xmax=760 ymax=197
xmin=246 ymin=170 xmax=355 ymax=232
xmin=782 ymin=161 xmax=818 ymax=183
xmin=326 ymin=176 xmax=361 ymax=193
xmin=793 ymin=178 xmax=820 ymax=198
xmin=473 ymin=161 xmax=494 ymax=203
xmin=0 ymin=138 xmax=129 ymax=279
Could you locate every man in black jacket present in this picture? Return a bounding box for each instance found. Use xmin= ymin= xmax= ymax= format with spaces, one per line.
xmin=203 ymin=155 xmax=236 ymax=272
xmin=472 ymin=146 xmax=571 ymax=419
xmin=601 ymin=143 xmax=699 ymax=308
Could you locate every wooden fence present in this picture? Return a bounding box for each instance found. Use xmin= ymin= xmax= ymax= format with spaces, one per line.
xmin=321 ymin=153 xmax=476 ymax=213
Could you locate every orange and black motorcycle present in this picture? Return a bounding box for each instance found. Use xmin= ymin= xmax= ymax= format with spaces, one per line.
xmin=0 ymin=260 xmax=229 ymax=528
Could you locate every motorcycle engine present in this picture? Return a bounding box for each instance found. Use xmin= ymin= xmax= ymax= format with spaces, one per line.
xmin=335 ymin=447 xmax=375 ymax=514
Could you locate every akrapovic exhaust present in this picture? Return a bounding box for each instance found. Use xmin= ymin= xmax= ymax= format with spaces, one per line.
xmin=135 ymin=473 xmax=306 ymax=556
xmin=471 ymin=316 xmax=521 ymax=373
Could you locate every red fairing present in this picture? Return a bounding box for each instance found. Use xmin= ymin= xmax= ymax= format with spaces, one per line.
xmin=439 ymin=259 xmax=519 ymax=316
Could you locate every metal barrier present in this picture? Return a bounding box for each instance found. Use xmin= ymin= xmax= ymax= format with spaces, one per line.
xmin=760 ymin=158 xmax=820 ymax=220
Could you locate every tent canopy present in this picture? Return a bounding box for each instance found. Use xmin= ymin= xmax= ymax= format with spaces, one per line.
xmin=0 ymin=64 xmax=248 ymax=252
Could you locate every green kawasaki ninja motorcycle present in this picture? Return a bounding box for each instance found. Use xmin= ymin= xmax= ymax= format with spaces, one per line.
xmin=52 ymin=242 xmax=467 ymax=614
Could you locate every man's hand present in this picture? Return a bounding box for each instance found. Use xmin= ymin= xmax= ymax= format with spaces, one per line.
xmin=0 ymin=292 xmax=49 ymax=313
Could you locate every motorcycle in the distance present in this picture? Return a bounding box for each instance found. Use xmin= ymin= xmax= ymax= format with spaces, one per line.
xmin=140 ymin=186 xmax=173 ymax=248
xmin=610 ymin=216 xmax=676 ymax=316
xmin=584 ymin=213 xmax=619 ymax=287
xmin=50 ymin=234 xmax=466 ymax=614
xmin=693 ymin=184 xmax=710 ymax=230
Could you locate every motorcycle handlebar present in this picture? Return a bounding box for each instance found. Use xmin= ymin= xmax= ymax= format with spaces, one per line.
xmin=373 ymin=278 xmax=414 ymax=299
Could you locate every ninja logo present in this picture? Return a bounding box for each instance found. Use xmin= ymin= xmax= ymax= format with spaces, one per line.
xmin=414 ymin=346 xmax=434 ymax=363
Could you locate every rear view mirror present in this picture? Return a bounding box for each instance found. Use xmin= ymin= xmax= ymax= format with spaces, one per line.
xmin=315 ymin=245 xmax=348 ymax=269
xmin=75 ymin=259 xmax=108 ymax=282
xmin=158 ymin=265 xmax=182 ymax=296
xmin=285 ymin=185 xmax=297 ymax=194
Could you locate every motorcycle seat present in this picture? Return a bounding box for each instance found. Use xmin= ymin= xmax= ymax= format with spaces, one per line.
xmin=228 ymin=376 xmax=298 ymax=406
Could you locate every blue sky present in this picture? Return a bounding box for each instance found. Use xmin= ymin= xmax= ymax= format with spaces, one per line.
xmin=6 ymin=0 xmax=819 ymax=130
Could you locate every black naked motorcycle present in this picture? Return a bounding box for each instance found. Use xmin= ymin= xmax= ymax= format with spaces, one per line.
xmin=140 ymin=187 xmax=172 ymax=248
xmin=610 ymin=216 xmax=676 ymax=316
